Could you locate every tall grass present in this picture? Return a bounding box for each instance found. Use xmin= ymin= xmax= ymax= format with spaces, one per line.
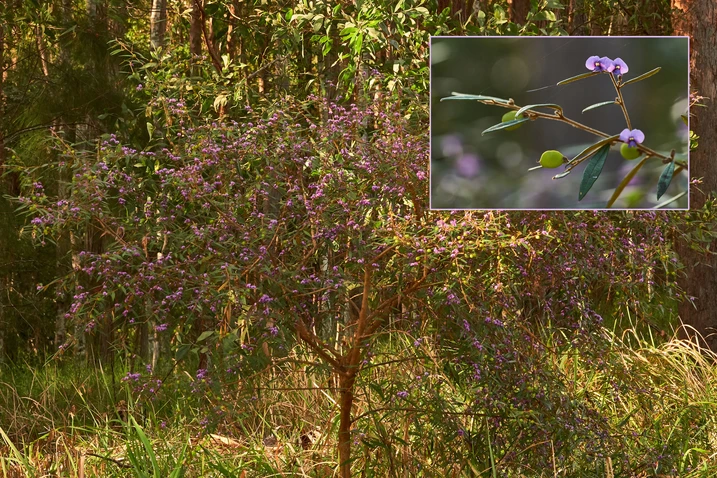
xmin=2 ymin=325 xmax=717 ymax=477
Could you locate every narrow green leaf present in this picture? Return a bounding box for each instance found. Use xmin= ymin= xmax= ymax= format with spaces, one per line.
xmin=481 ymin=117 xmax=531 ymax=135
xmin=515 ymin=103 xmax=563 ymax=116
xmin=578 ymin=143 xmax=611 ymax=201
xmin=681 ymin=115 xmax=688 ymax=126
xmin=557 ymin=70 xmax=601 ymax=86
xmin=620 ymin=67 xmax=661 ymax=87
xmin=653 ymin=190 xmax=687 ymax=209
xmin=606 ymin=155 xmax=650 ymax=208
xmin=569 ymin=135 xmax=619 ymax=165
xmin=582 ymin=101 xmax=616 ymax=113
xmin=441 ymin=92 xmax=511 ymax=104
xmin=131 ymin=416 xmax=160 ymax=478
xmin=0 ymin=427 xmax=34 ymax=474
xmin=657 ymin=160 xmax=676 ymax=200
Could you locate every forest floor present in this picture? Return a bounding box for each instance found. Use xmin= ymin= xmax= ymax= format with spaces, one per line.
xmin=2 ymin=326 xmax=717 ymax=477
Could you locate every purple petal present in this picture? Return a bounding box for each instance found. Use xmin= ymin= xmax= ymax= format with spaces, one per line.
xmin=600 ymin=57 xmax=615 ymax=72
xmin=612 ymin=58 xmax=629 ymax=75
xmin=585 ymin=56 xmax=601 ymax=71
xmin=632 ymin=129 xmax=645 ymax=144
xmin=619 ymin=129 xmax=631 ymax=143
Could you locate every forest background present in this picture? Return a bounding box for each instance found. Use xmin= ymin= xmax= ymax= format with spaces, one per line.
xmin=2 ymin=0 xmax=717 ymax=476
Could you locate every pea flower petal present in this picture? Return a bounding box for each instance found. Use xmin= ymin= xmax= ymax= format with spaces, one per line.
xmin=611 ymin=57 xmax=629 ymax=76
xmin=620 ymin=128 xmax=645 ymax=148
xmin=586 ymin=56 xmax=615 ymax=72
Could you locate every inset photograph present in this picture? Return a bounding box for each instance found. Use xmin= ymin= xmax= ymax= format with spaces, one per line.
xmin=430 ymin=36 xmax=689 ymax=209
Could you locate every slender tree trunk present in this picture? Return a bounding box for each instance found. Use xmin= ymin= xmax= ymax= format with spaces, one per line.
xmin=569 ymin=0 xmax=588 ymax=34
xmin=0 ymin=277 xmax=5 ymax=365
xmin=672 ymin=0 xmax=717 ymax=350
xmin=150 ymin=0 xmax=167 ymax=51
xmin=189 ymin=0 xmax=202 ymax=58
xmin=338 ymin=372 xmax=357 ymax=478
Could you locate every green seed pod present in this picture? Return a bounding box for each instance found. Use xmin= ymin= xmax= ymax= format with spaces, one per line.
xmin=620 ymin=143 xmax=642 ymax=160
xmin=501 ymin=110 xmax=524 ymax=131
xmin=539 ymin=150 xmax=565 ymax=169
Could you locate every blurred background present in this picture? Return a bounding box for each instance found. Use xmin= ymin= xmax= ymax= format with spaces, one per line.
xmin=430 ymin=37 xmax=689 ymax=209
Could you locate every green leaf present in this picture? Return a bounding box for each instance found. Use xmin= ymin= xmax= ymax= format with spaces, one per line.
xmin=481 ymin=117 xmax=531 ymax=135
xmin=175 ymin=344 xmax=192 ymax=361
xmin=146 ymin=122 xmax=154 ymax=138
xmin=441 ymin=92 xmax=511 ymax=104
xmin=582 ymin=101 xmax=616 ymax=113
xmin=620 ymin=67 xmax=661 ymax=87
xmin=578 ymin=143 xmax=611 ymax=201
xmin=657 ymin=160 xmax=676 ymax=200
xmin=569 ymin=135 xmax=619 ymax=165
xmin=197 ymin=330 xmax=215 ymax=342
xmin=606 ymin=155 xmax=650 ymax=208
xmin=515 ymin=103 xmax=563 ymax=116
xmin=131 ymin=416 xmax=160 ymax=478
xmin=557 ymin=71 xmax=601 ymax=86
xmin=681 ymin=115 xmax=688 ymax=126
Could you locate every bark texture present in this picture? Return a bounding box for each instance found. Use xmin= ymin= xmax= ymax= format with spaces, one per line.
xmin=672 ymin=0 xmax=717 ymax=349
xmin=150 ymin=0 xmax=167 ymax=51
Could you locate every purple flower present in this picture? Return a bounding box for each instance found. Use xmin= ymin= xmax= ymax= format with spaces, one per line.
xmin=619 ymin=128 xmax=645 ymax=148
xmin=611 ymin=58 xmax=628 ymax=76
xmin=396 ymin=391 xmax=409 ymax=399
xmin=585 ymin=56 xmax=614 ymax=73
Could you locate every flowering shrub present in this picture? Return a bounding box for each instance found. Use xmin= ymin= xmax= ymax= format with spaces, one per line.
xmin=18 ymin=88 xmax=688 ymax=473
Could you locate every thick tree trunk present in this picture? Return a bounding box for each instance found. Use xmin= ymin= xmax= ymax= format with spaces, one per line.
xmin=509 ymin=0 xmax=530 ymax=24
xmin=672 ymin=0 xmax=717 ymax=350
xmin=150 ymin=0 xmax=167 ymax=51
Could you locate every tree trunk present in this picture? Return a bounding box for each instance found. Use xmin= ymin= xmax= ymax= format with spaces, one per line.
xmin=150 ymin=0 xmax=167 ymax=51
xmin=0 ymin=25 xmax=5 ymax=364
xmin=338 ymin=372 xmax=357 ymax=478
xmin=189 ymin=0 xmax=203 ymax=58
xmin=672 ymin=0 xmax=717 ymax=350
xmin=509 ymin=0 xmax=531 ymax=24
xmin=568 ymin=0 xmax=588 ymax=34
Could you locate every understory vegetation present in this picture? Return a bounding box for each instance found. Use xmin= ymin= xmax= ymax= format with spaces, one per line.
xmin=2 ymin=0 xmax=717 ymax=476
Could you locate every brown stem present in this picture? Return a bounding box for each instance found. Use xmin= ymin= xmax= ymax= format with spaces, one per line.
xmin=610 ymin=73 xmax=632 ymax=130
xmin=338 ymin=372 xmax=357 ymax=478
xmin=194 ymin=0 xmax=223 ymax=73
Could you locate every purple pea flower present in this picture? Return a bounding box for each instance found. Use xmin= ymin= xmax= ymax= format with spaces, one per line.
xmin=611 ymin=58 xmax=629 ymax=76
xmin=585 ymin=56 xmax=614 ymax=73
xmin=620 ymin=129 xmax=645 ymax=148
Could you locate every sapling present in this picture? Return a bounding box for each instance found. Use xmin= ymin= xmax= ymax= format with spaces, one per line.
xmin=441 ymin=55 xmax=687 ymax=207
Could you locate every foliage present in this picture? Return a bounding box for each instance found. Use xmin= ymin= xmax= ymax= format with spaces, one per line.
xmin=441 ymin=55 xmax=687 ymax=207
xmin=1 ymin=0 xmax=715 ymax=476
